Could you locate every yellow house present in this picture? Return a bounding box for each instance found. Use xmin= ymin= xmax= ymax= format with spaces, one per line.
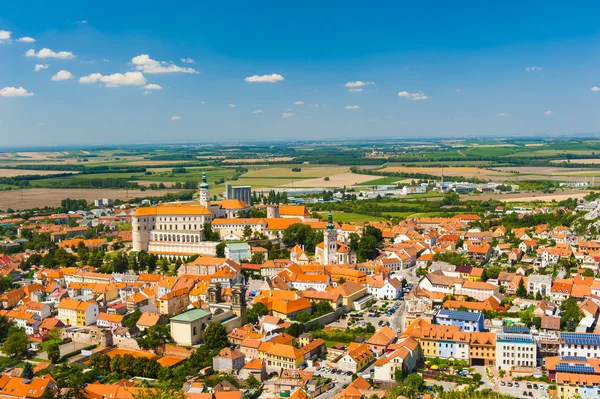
xmin=556 ymin=372 xmax=600 ymax=399
xmin=261 ymin=343 xmax=304 ymax=369
xmin=58 ymin=299 xmax=99 ymax=327
xmin=469 ymin=267 xmax=484 ymax=282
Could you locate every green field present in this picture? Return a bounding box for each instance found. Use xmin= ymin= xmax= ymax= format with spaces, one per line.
xmin=318 ymin=212 xmax=387 ymax=223
xmin=358 ymin=176 xmax=403 ymax=186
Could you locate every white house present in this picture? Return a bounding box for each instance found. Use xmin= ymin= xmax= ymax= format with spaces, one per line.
xmin=368 ymin=278 xmax=403 ymax=299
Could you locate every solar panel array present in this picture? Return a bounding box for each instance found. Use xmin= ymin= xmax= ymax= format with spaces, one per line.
xmin=561 ymin=333 xmax=600 ymax=346
xmin=497 ymin=333 xmax=534 ymax=344
xmin=556 ymin=363 xmax=595 ymax=374
xmin=503 ymin=326 xmax=530 ymax=334
xmin=437 ymin=309 xmax=482 ymax=322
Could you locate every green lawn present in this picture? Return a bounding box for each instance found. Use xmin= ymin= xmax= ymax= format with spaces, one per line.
xmin=358 ymin=176 xmax=403 ymax=186
xmin=37 ymin=339 xmax=63 ymax=352
xmin=318 ymin=212 xmax=387 ymax=223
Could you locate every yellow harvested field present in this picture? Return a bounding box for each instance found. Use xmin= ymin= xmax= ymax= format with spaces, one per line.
xmin=222 ymin=157 xmax=294 ymax=163
xmin=381 ymin=166 xmax=506 ymax=178
xmin=0 ymin=188 xmax=182 ymax=211
xmin=0 ymin=169 xmax=78 ymax=177
xmin=244 ymin=166 xmax=350 ymax=178
xmin=16 ymin=152 xmax=66 ymax=160
xmin=462 ymin=190 xmax=592 ymax=203
xmin=551 ymin=158 xmax=600 ymax=164
xmin=280 ymin=172 xmax=376 ymax=188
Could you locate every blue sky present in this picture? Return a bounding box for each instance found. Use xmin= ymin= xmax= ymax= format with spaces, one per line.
xmin=1 ymin=1 xmax=600 ymax=146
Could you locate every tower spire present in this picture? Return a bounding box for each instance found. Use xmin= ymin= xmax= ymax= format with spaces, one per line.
xmin=326 ymin=212 xmax=335 ymax=229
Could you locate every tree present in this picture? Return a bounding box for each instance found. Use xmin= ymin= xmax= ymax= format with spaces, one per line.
xmin=338 ymin=277 xmax=346 ymax=285
xmin=250 ymin=252 xmax=265 ymax=264
xmin=561 ymin=296 xmax=584 ymax=331
xmin=21 ymin=362 xmax=34 ymax=379
xmin=516 ymin=277 xmax=527 ymax=298
xmin=47 ymin=342 xmax=61 ymax=363
xmin=133 ymin=383 xmax=185 ymax=399
xmin=286 ymin=323 xmax=304 ymax=338
xmin=243 ymin=225 xmax=253 ymax=240
xmin=246 ymin=374 xmax=261 ymax=390
xmin=246 ymin=302 xmax=269 ymax=324
xmin=356 ymin=235 xmax=379 ymax=262
xmin=137 ymin=325 xmax=172 ymax=350
xmin=0 ymin=315 xmax=11 ymax=340
xmin=400 ymin=374 xmax=424 ymax=397
xmin=123 ymin=309 xmax=143 ymax=329
xmin=215 ymin=242 xmax=226 ymax=258
xmin=203 ymin=322 xmax=228 ymax=351
xmin=484 ymin=265 xmax=502 ymax=280
xmin=582 ymin=268 xmax=595 ymax=277
xmin=48 ymin=327 xmax=62 ymax=342
xmin=296 ymin=312 xmax=311 ymax=323
xmin=1 ymin=327 xmax=28 ymax=358
xmin=535 ymin=291 xmax=543 ymax=300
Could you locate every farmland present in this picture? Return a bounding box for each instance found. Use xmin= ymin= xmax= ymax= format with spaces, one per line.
xmin=2 ymin=138 xmax=600 ymax=209
xmin=0 ymin=188 xmax=183 ymax=211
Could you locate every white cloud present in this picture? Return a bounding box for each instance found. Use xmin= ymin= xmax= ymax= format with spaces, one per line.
xmin=0 ymin=87 xmax=34 ymax=97
xmin=171 ymin=116 xmax=181 ymax=121
xmin=348 ymin=88 xmax=363 ymax=92
xmin=34 ymin=64 xmax=49 ymax=72
xmin=345 ymin=105 xmax=360 ymax=110
xmin=592 ymin=86 xmax=600 ymax=92
xmin=201 ymin=101 xmax=206 ymax=104
xmin=16 ymin=37 xmax=35 ymax=43
xmin=398 ymin=91 xmax=429 ymax=101
xmin=51 ymin=70 xmax=73 ymax=81
xmin=244 ymin=74 xmax=285 ymax=83
xmin=293 ymin=101 xmax=304 ymax=105
xmin=102 ymin=58 xmax=109 ymax=62
xmin=143 ymin=84 xmax=162 ymax=90
xmin=228 ymin=104 xmax=236 ymax=108
xmin=282 ymin=112 xmax=295 ymax=118
xmin=525 ymin=66 xmax=543 ymax=72
xmin=181 ymin=58 xmax=195 ymax=63
xmin=81 ymin=60 xmax=96 ymax=64
xmin=0 ymin=30 xmax=11 ymax=43
xmin=454 ymin=117 xmax=466 ymax=121
xmin=496 ymin=113 xmax=512 ymax=117
xmin=253 ymin=109 xmax=264 ymax=114
xmin=345 ymin=81 xmax=373 ymax=88
xmin=79 ymin=71 xmax=146 ymax=87
xmin=132 ymin=54 xmax=197 ymax=74
xmin=26 ymin=48 xmax=75 ymax=59
xmin=544 ymin=110 xmax=553 ymax=115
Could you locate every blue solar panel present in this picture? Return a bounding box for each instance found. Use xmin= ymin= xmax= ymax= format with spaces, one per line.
xmin=556 ymin=363 xmax=595 ymax=374
xmin=497 ymin=333 xmax=534 ymax=344
xmin=503 ymin=326 xmax=530 ymax=334
xmin=437 ymin=309 xmax=482 ymax=322
xmin=561 ymin=333 xmax=600 ymax=346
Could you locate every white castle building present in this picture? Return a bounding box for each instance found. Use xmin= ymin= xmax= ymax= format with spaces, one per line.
xmin=132 ymin=173 xmax=250 ymax=257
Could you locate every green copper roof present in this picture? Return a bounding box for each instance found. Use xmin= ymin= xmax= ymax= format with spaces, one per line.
xmin=170 ymin=308 xmax=211 ymax=322
xmin=326 ymin=212 xmax=335 ymax=229
xmin=199 ymin=172 xmax=209 ymax=189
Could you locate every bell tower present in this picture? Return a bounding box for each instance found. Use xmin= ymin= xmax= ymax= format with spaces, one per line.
xmin=323 ymin=212 xmax=337 ymax=265
xmin=231 ymin=283 xmax=247 ymax=322
xmin=199 ymin=172 xmax=211 ymax=208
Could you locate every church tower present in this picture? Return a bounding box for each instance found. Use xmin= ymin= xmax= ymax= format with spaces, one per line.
xmin=199 ymin=172 xmax=211 ymax=208
xmin=231 ymin=283 xmax=247 ymax=322
xmin=323 ymin=212 xmax=337 ymax=265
